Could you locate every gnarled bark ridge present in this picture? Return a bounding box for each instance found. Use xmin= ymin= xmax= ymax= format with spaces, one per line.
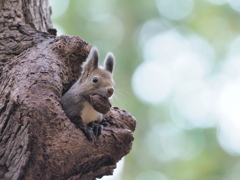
xmin=0 ymin=0 xmax=136 ymax=179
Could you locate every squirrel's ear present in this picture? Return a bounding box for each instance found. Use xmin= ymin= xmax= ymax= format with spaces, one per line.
xmin=104 ymin=53 xmax=114 ymax=73
xmin=81 ymin=47 xmax=99 ymax=80
xmin=85 ymin=47 xmax=99 ymax=70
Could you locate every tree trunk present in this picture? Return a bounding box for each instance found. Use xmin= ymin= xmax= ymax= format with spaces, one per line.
xmin=0 ymin=0 xmax=136 ymax=180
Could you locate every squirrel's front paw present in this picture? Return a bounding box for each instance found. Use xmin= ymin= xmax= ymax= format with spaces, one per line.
xmin=75 ymin=124 xmax=95 ymax=141
xmin=88 ymin=122 xmax=103 ymax=137
xmin=93 ymin=124 xmax=103 ymax=136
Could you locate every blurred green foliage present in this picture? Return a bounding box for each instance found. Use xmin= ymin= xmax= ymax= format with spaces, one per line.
xmin=50 ymin=0 xmax=240 ymax=179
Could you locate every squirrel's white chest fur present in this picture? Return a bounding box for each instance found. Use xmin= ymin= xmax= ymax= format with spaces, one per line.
xmin=81 ymin=101 xmax=100 ymax=124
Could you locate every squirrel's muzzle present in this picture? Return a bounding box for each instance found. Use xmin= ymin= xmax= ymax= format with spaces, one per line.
xmin=106 ymin=87 xmax=114 ymax=98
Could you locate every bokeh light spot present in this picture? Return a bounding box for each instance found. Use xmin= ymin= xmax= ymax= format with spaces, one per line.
xmin=143 ymin=29 xmax=188 ymax=62
xmin=138 ymin=19 xmax=171 ymax=49
xmin=132 ymin=61 xmax=172 ymax=104
xmin=217 ymin=82 xmax=240 ymax=155
xmin=207 ymin=0 xmax=227 ymax=5
xmin=229 ymin=36 xmax=240 ymax=56
xmin=155 ymin=0 xmax=194 ymax=20
xmin=228 ymin=0 xmax=240 ymax=13
xmin=171 ymin=82 xmax=217 ymax=129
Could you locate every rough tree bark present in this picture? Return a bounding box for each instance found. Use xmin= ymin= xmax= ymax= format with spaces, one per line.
xmin=0 ymin=0 xmax=136 ymax=180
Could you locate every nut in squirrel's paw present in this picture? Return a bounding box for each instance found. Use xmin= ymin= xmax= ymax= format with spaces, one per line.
xmin=90 ymin=94 xmax=112 ymax=114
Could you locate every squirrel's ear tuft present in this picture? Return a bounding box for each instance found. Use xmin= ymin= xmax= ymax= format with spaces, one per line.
xmin=81 ymin=47 xmax=99 ymax=81
xmin=104 ymin=53 xmax=114 ymax=73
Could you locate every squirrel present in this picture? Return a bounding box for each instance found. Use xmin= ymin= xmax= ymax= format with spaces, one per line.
xmin=61 ymin=47 xmax=115 ymax=140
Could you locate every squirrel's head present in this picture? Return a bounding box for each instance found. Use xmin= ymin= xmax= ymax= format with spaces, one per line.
xmin=79 ymin=47 xmax=115 ymax=101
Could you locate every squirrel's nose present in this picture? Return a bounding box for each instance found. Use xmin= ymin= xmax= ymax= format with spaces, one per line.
xmin=107 ymin=88 xmax=114 ymax=98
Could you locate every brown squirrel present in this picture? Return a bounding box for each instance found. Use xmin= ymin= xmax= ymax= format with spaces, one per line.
xmin=61 ymin=47 xmax=115 ymax=140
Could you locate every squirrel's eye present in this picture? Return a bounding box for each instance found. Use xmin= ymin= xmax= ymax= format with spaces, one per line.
xmin=92 ymin=77 xmax=98 ymax=83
